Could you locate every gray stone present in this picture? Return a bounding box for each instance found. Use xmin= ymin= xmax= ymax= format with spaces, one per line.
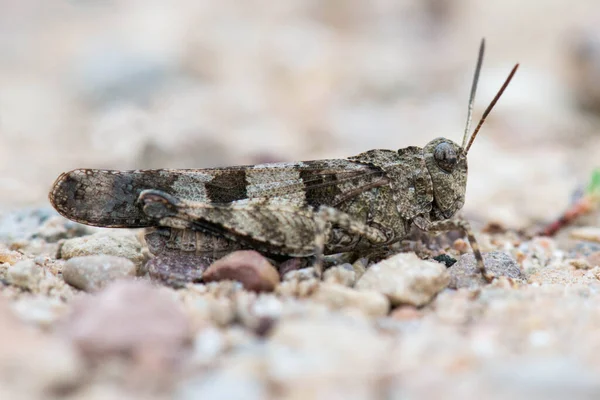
xmin=449 ymin=251 xmax=524 ymax=289
xmin=62 ymin=255 xmax=137 ymax=292
xmin=38 ymin=216 xmax=90 ymax=242
xmin=355 ymin=252 xmax=449 ymax=306
xmin=0 ymin=207 xmax=57 ymax=241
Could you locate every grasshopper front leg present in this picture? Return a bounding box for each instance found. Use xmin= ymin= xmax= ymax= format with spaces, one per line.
xmin=413 ymin=216 xmax=492 ymax=282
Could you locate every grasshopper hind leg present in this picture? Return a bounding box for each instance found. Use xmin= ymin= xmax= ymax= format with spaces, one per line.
xmin=313 ymin=205 xmax=390 ymax=278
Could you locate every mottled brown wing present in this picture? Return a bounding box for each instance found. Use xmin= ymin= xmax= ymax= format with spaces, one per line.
xmin=49 ymin=160 xmax=385 ymax=228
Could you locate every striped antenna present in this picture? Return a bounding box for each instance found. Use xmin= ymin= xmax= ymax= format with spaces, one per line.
xmin=465 ymin=63 xmax=519 ymax=154
xmin=462 ymin=38 xmax=486 ymax=149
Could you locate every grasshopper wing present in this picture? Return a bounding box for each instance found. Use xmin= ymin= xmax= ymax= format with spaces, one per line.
xmin=49 ymin=160 xmax=386 ymax=228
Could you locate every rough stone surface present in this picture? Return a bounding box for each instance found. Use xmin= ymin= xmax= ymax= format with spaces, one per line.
xmin=355 ymin=252 xmax=450 ymax=306
xmin=0 ymin=248 xmax=24 ymax=265
xmin=60 ymin=231 xmax=144 ymax=267
xmin=38 ymin=215 xmax=90 ymax=242
xmin=528 ymin=264 xmax=600 ymax=285
xmin=0 ymin=298 xmax=82 ymax=398
xmin=203 ymin=251 xmax=280 ymax=292
xmin=234 ymin=292 xmax=283 ymax=335
xmin=282 ymin=267 xmax=318 ymax=282
xmin=179 ymin=287 xmax=237 ymax=328
xmin=449 ymin=251 xmax=525 ymax=289
xmin=65 ymin=280 xmax=191 ymax=362
xmin=267 ymin=317 xmax=393 ymax=397
xmin=570 ymin=227 xmax=600 ymax=243
xmin=11 ymin=295 xmax=68 ymax=328
xmin=62 ymin=255 xmax=137 ymax=291
xmin=275 ymin=279 xmax=319 ymax=298
xmin=585 ymin=251 xmax=600 ymax=267
xmin=390 ymin=305 xmax=423 ymax=320
xmin=311 ymin=282 xmax=390 ymax=317
xmin=7 ymin=259 xmax=44 ymax=290
xmin=178 ymin=349 xmax=268 ymax=400
xmin=323 ymin=263 xmax=357 ymax=286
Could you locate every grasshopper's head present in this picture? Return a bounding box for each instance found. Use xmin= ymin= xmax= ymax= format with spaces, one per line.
xmin=423 ymin=39 xmax=519 ymax=220
xmin=423 ymin=137 xmax=468 ymax=219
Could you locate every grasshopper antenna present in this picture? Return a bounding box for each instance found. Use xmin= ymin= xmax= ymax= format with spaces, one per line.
xmin=462 ymin=38 xmax=486 ymax=149
xmin=465 ymin=62 xmax=519 ymax=154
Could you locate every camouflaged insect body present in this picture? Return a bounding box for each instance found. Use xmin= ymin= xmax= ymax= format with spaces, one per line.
xmin=49 ymin=40 xmax=518 ymax=283
xmin=49 ymin=137 xmax=469 ymax=259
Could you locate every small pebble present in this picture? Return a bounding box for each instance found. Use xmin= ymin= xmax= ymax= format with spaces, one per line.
xmin=355 ymin=252 xmax=449 ymax=307
xmin=585 ymin=251 xmax=600 ymax=267
xmin=570 ymin=227 xmax=600 ymax=244
xmin=65 ymin=280 xmax=191 ymax=361
xmin=452 ymin=238 xmax=469 ymax=254
xmin=0 ymin=297 xmax=83 ymax=396
xmin=8 ymin=259 xmax=43 ymax=290
xmin=568 ymin=241 xmax=600 ymax=258
xmin=568 ymin=258 xmax=593 ymax=270
xmin=203 ymin=251 xmax=280 ymax=292
xmin=433 ymin=254 xmax=457 ymax=268
xmin=0 ymin=248 xmax=24 ymax=265
xmin=448 ymin=251 xmax=525 ymax=289
xmin=38 ymin=216 xmax=88 ymax=242
xmin=234 ymin=292 xmax=283 ymax=334
xmin=528 ymin=264 xmax=600 ymax=285
xmin=177 ymin=350 xmax=267 ymax=400
xmin=323 ymin=264 xmax=356 ymax=286
xmin=60 ymin=231 xmax=144 ymax=267
xmin=390 ymin=305 xmax=423 ymax=321
xmin=268 ymin=317 xmax=393 ymax=384
xmin=482 ymin=221 xmax=508 ymax=234
xmin=276 ymin=279 xmax=319 ymax=298
xmin=62 ymin=255 xmax=137 ymax=292
xmin=283 ymin=267 xmax=317 ymax=282
xmin=311 ymin=283 xmax=390 ymax=317
xmin=11 ymin=296 xmax=67 ymax=328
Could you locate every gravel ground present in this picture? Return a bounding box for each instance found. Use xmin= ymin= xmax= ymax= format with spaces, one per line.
xmin=3 ymin=1 xmax=600 ymax=399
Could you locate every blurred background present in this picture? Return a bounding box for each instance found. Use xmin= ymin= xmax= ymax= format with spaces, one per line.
xmin=1 ymin=0 xmax=600 ymax=229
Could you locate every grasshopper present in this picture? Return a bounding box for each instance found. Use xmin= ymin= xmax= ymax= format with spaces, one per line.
xmin=49 ymin=39 xmax=518 ymax=283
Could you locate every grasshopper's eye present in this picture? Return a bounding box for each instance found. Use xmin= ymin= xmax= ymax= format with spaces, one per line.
xmin=434 ymin=142 xmax=457 ymax=173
